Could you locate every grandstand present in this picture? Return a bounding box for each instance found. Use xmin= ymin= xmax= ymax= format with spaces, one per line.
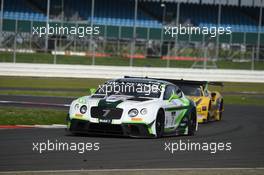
xmin=2 ymin=0 xmax=263 ymax=31
xmin=3 ymin=0 xmax=264 ymax=32
xmin=0 ymin=0 xmax=263 ymax=66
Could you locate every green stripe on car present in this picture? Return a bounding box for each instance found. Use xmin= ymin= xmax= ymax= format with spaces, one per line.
xmin=165 ymin=106 xmax=189 ymax=111
xmin=98 ymin=99 xmax=123 ymax=108
xmin=175 ymin=109 xmax=188 ymax=126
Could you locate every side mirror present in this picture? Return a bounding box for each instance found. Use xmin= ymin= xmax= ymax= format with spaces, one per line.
xmin=168 ymin=93 xmax=180 ymax=102
xmin=90 ymin=88 xmax=96 ymax=95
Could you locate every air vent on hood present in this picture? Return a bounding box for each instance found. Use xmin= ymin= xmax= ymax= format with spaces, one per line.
xmin=127 ymin=97 xmax=152 ymax=102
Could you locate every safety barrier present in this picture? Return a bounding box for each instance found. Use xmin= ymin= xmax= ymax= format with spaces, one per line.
xmin=0 ymin=63 xmax=264 ymax=83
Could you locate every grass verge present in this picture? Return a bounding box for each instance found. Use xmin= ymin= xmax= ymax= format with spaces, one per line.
xmin=0 ymin=107 xmax=66 ymax=125
xmin=0 ymin=90 xmax=87 ymax=97
xmin=224 ymin=95 xmax=264 ymax=106
xmin=1 ymin=52 xmax=264 ymax=70
xmin=0 ymin=76 xmax=105 ymax=89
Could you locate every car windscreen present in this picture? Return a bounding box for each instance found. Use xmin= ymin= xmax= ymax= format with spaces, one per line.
xmin=178 ymin=85 xmax=202 ymax=96
xmin=95 ymin=81 xmax=162 ymax=98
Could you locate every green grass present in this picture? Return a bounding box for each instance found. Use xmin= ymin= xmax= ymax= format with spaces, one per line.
xmin=224 ymin=95 xmax=264 ymax=106
xmin=0 ymin=107 xmax=66 ymax=125
xmin=217 ymin=60 xmax=264 ymax=70
xmin=0 ymin=52 xmax=54 ymax=64
xmin=210 ymin=82 xmax=264 ymax=106
xmin=1 ymin=52 xmax=264 ymax=70
xmin=0 ymin=76 xmax=105 ymax=89
xmin=210 ymin=82 xmax=264 ymax=93
xmin=0 ymin=90 xmax=87 ymax=97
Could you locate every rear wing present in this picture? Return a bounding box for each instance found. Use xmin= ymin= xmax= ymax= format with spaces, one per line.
xmin=160 ymin=79 xmax=207 ymax=87
xmin=123 ymin=76 xmax=223 ymax=89
xmin=160 ymin=79 xmax=223 ymax=90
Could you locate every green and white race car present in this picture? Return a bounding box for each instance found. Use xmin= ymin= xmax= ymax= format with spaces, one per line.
xmin=67 ymin=77 xmax=197 ymax=138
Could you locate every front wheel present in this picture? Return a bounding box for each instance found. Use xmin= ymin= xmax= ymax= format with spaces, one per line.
xmin=188 ymin=109 xmax=197 ymax=136
xmin=155 ymin=109 xmax=164 ymax=138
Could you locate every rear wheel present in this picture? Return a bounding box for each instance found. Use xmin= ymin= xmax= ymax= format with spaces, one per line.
xmin=188 ymin=109 xmax=197 ymax=136
xmin=155 ymin=109 xmax=164 ymax=138
xmin=216 ymin=99 xmax=224 ymax=121
xmin=204 ymin=101 xmax=211 ymax=123
xmin=203 ymin=112 xmax=210 ymax=123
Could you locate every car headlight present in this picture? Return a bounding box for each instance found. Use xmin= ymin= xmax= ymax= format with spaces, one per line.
xmin=128 ymin=108 xmax=138 ymax=117
xmin=140 ymin=108 xmax=147 ymax=115
xmin=74 ymin=104 xmax=80 ymax=110
xmin=80 ymin=105 xmax=87 ymax=114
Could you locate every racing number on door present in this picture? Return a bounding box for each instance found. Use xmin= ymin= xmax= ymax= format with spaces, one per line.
xmin=170 ymin=99 xmax=184 ymax=127
xmin=164 ymin=85 xmax=184 ymax=128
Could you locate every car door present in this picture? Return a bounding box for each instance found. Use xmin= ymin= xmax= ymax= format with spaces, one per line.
xmin=163 ymin=85 xmax=185 ymax=129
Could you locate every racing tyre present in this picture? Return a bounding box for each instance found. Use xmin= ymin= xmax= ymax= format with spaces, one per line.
xmin=204 ymin=112 xmax=210 ymax=123
xmin=217 ymin=99 xmax=224 ymax=121
xmin=155 ymin=109 xmax=165 ymax=138
xmin=203 ymin=101 xmax=211 ymax=123
xmin=188 ymin=108 xmax=197 ymax=136
xmin=65 ymin=114 xmax=73 ymax=135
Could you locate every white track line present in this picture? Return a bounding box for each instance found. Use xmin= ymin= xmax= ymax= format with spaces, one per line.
xmin=17 ymin=124 xmax=67 ymax=129
xmin=32 ymin=124 xmax=66 ymax=128
xmin=0 ymin=100 xmax=68 ymax=129
xmin=0 ymin=100 xmax=70 ymax=107
xmin=0 ymin=124 xmax=67 ymax=129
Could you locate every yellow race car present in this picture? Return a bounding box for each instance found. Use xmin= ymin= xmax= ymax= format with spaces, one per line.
xmin=160 ymin=79 xmax=224 ymax=123
xmin=177 ymin=80 xmax=224 ymax=123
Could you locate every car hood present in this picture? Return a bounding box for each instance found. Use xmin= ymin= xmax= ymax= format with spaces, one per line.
xmin=91 ymin=95 xmax=157 ymax=108
xmin=186 ymin=96 xmax=203 ymax=105
xmin=188 ymin=96 xmax=202 ymax=101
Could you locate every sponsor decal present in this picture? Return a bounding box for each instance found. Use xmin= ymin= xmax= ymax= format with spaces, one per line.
xmin=131 ymin=117 xmax=143 ymax=121
xmin=74 ymin=114 xmax=83 ymax=119
xmin=99 ymin=119 xmax=112 ymax=124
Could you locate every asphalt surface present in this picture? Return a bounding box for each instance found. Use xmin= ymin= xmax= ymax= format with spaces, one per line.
xmin=0 ymin=94 xmax=75 ymax=105
xmin=0 ymin=95 xmax=74 ymax=110
xmin=0 ymin=95 xmax=264 ymax=171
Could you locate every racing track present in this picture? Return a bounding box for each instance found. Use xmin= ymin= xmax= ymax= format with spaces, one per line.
xmin=0 ymin=95 xmax=264 ymax=171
